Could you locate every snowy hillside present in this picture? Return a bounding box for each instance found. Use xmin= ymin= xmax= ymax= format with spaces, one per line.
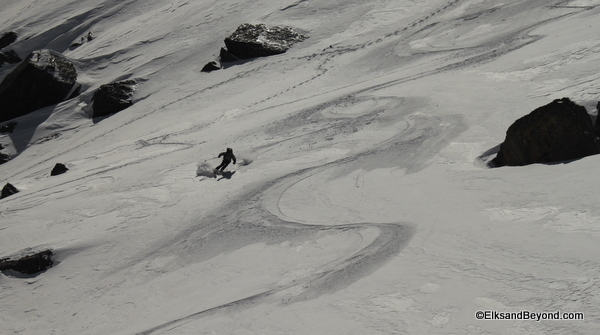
xmin=1 ymin=0 xmax=600 ymax=334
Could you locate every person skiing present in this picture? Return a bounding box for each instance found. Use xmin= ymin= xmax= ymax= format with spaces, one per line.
xmin=215 ymin=147 xmax=236 ymax=173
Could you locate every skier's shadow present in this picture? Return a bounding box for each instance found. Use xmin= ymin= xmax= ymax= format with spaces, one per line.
xmin=216 ymin=171 xmax=235 ymax=180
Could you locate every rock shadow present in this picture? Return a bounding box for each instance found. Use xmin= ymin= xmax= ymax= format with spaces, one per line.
xmin=6 ymin=105 xmax=57 ymax=154
xmin=476 ymin=144 xmax=500 ymax=168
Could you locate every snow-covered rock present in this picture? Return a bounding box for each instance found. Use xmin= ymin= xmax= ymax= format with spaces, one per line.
xmin=91 ymin=79 xmax=136 ymax=118
xmin=0 ymin=49 xmax=79 ymax=122
xmin=223 ymin=23 xmax=308 ymax=59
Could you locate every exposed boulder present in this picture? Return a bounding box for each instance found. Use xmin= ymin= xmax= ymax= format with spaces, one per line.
xmin=201 ymin=61 xmax=221 ymax=72
xmin=595 ymin=101 xmax=600 ymax=136
xmin=0 ymin=49 xmax=80 ymax=123
xmin=0 ymin=249 xmax=54 ymax=275
xmin=0 ymin=144 xmax=8 ymax=164
xmin=0 ymin=31 xmax=19 ymax=67
xmin=493 ymin=98 xmax=600 ymax=167
xmin=1 ymin=182 xmax=19 ymax=199
xmin=0 ymin=50 xmax=21 ymax=67
xmin=202 ymin=24 xmax=307 ymax=73
xmin=0 ymin=121 xmax=16 ymax=133
xmin=0 ymin=31 xmax=17 ymax=50
xmin=92 ymin=79 xmax=136 ymax=118
xmin=223 ymin=23 xmax=308 ymax=59
xmin=50 ymin=163 xmax=68 ymax=176
xmin=69 ymin=31 xmax=94 ymax=50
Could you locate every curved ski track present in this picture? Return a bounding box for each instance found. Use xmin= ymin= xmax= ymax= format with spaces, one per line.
xmin=132 ymin=94 xmax=467 ymax=334
xmin=4 ymin=1 xmax=597 ymax=334
xmin=134 ymin=173 xmax=412 ymax=335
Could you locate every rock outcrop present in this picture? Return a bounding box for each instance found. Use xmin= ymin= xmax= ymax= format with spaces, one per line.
xmin=0 ymin=31 xmax=17 ymax=50
xmin=0 ymin=121 xmax=16 ymax=133
xmin=493 ymin=98 xmax=600 ymax=167
xmin=201 ymin=24 xmax=308 ymax=71
xmin=0 ymin=49 xmax=80 ymax=122
xmin=595 ymin=101 xmax=600 ymax=136
xmin=50 ymin=163 xmax=68 ymax=176
xmin=223 ymin=23 xmax=308 ymax=60
xmin=0 ymin=50 xmax=21 ymax=67
xmin=0 ymin=249 xmax=54 ymax=275
xmin=0 ymin=144 xmax=9 ymax=164
xmin=201 ymin=61 xmax=221 ymax=72
xmin=92 ymin=80 xmax=136 ymax=118
xmin=1 ymin=182 xmax=19 ymax=199
xmin=69 ymin=31 xmax=94 ymax=50
xmin=0 ymin=32 xmax=21 ymax=67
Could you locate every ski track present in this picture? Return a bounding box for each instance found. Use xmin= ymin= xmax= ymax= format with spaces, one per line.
xmin=236 ymin=0 xmax=595 ymax=116
xmin=3 ymin=1 xmax=600 ymax=333
xmin=6 ymin=0 xmax=588 ymax=181
xmin=131 ymin=96 xmax=464 ymax=333
xmin=123 ymin=0 xmax=575 ymax=324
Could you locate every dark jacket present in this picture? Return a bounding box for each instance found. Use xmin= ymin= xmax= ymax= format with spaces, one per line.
xmin=218 ymin=148 xmax=236 ymax=164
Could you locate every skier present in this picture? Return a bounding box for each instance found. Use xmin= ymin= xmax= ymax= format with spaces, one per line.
xmin=215 ymin=148 xmax=236 ymax=173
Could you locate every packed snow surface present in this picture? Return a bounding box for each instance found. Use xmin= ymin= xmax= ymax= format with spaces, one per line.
xmin=1 ymin=0 xmax=600 ymax=334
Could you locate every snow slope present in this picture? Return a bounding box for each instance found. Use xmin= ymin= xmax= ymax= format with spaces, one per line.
xmin=1 ymin=0 xmax=600 ymax=334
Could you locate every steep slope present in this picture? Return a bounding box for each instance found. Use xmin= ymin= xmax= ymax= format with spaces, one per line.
xmin=1 ymin=0 xmax=600 ymax=334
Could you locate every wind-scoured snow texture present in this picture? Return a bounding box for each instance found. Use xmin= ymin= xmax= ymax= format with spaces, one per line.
xmin=2 ymin=0 xmax=600 ymax=334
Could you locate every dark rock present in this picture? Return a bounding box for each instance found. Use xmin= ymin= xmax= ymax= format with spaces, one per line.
xmin=0 ymin=143 xmax=8 ymax=164
xmin=595 ymin=101 xmax=600 ymax=136
xmin=92 ymin=80 xmax=136 ymax=118
xmin=1 ymin=182 xmax=19 ymax=199
xmin=224 ymin=23 xmax=308 ymax=59
xmin=219 ymin=47 xmax=239 ymax=63
xmin=0 ymin=121 xmax=16 ymax=133
xmin=0 ymin=50 xmax=21 ymax=67
xmin=0 ymin=49 xmax=80 ymax=123
xmin=201 ymin=61 xmax=221 ymax=72
xmin=0 ymin=32 xmax=17 ymax=50
xmin=69 ymin=41 xmax=83 ymax=51
xmin=0 ymin=144 xmax=8 ymax=164
xmin=0 ymin=249 xmax=54 ymax=275
xmin=50 ymin=163 xmax=68 ymax=176
xmin=493 ymin=98 xmax=600 ymax=167
xmin=69 ymin=31 xmax=95 ymax=50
